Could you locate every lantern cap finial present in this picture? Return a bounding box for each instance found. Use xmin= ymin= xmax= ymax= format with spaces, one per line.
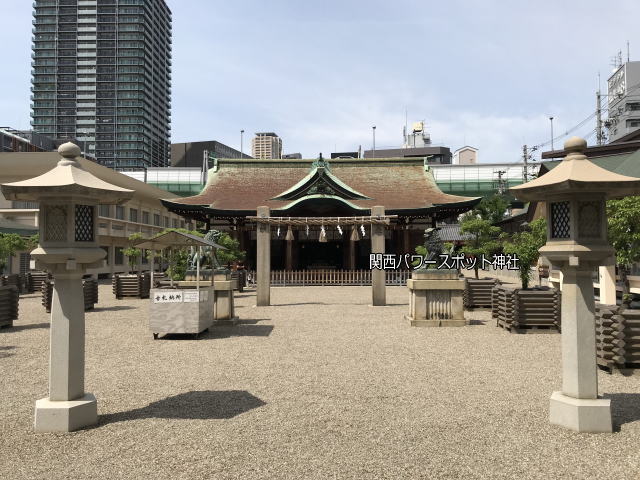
xmin=58 ymin=142 xmax=81 ymax=159
xmin=564 ymin=136 xmax=587 ymax=154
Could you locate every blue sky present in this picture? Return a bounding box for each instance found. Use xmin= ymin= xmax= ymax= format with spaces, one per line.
xmin=2 ymin=0 xmax=640 ymax=162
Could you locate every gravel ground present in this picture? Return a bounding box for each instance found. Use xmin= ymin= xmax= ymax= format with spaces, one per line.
xmin=1 ymin=283 xmax=639 ymax=480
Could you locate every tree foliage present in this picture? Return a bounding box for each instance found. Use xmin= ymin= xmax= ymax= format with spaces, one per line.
xmin=413 ymin=244 xmax=427 ymax=267
xmin=150 ymin=228 xmax=204 ymax=280
xmin=122 ymin=232 xmax=144 ymax=273
xmin=0 ymin=233 xmax=29 ymax=273
xmin=472 ymin=195 xmax=510 ymax=224
xmin=606 ymin=196 xmax=640 ymax=301
xmin=607 ymin=196 xmax=640 ymax=268
xmin=459 ymin=217 xmax=502 ymax=279
xmin=209 ymin=231 xmax=246 ymax=266
xmin=502 ymin=218 xmax=547 ymax=289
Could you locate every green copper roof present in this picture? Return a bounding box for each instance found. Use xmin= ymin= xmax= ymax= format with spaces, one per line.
xmin=543 ymin=150 xmax=640 ymax=178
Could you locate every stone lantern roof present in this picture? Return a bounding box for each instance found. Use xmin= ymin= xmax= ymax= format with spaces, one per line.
xmin=1 ymin=142 xmax=133 ymax=204
xmin=510 ymin=137 xmax=640 ymax=201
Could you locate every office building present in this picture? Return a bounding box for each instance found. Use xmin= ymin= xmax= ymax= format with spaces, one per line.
xmin=31 ymin=0 xmax=172 ymax=169
xmin=607 ymin=61 xmax=640 ymax=143
xmin=363 ymin=121 xmax=452 ymax=163
xmin=171 ymin=140 xmax=251 ymax=168
xmin=252 ymin=132 xmax=282 ymax=159
xmin=363 ymin=145 xmax=452 ymax=163
xmin=331 ymin=152 xmax=359 ymax=159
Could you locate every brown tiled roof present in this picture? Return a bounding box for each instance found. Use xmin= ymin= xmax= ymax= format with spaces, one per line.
xmin=168 ymin=158 xmax=478 ymax=211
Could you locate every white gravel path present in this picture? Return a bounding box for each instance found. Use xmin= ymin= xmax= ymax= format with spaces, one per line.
xmin=0 ymin=283 xmax=639 ymax=480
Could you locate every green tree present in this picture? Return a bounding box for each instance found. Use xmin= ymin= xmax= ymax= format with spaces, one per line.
xmin=413 ymin=244 xmax=428 ymax=267
xmin=151 ymin=228 xmax=205 ymax=281
xmin=502 ymin=218 xmax=547 ymax=289
xmin=0 ymin=234 xmax=29 ymax=274
xmin=122 ymin=232 xmax=144 ymax=274
xmin=460 ymin=217 xmax=502 ymax=279
xmin=215 ymin=233 xmax=245 ymax=266
xmin=606 ymin=196 xmax=640 ymax=304
xmin=472 ymin=195 xmax=510 ymax=224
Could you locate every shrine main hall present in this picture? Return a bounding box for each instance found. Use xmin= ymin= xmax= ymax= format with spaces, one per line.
xmin=162 ymin=156 xmax=480 ymax=270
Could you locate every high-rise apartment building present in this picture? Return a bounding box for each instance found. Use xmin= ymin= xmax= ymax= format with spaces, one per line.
xmin=31 ymin=0 xmax=172 ymax=169
xmin=251 ymin=132 xmax=282 ymax=159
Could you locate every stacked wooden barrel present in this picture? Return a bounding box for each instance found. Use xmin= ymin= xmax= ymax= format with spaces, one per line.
xmin=492 ymin=285 xmax=561 ymax=333
xmin=42 ymin=277 xmax=98 ymax=312
xmin=28 ymin=271 xmax=50 ymax=293
xmin=150 ymin=272 xmax=165 ymax=287
xmin=0 ymin=286 xmax=19 ymax=328
xmin=112 ymin=273 xmax=150 ymax=299
xmin=1 ymin=274 xmax=26 ymax=293
xmin=464 ymin=278 xmax=500 ymax=308
xmin=596 ymin=305 xmax=640 ymax=372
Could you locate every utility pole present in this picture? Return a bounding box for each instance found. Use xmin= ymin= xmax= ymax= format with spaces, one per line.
xmin=549 ymin=117 xmax=554 ymax=151
xmin=596 ymin=89 xmax=605 ymax=145
xmin=496 ymin=170 xmax=506 ymax=195
xmin=522 ymin=144 xmax=528 ymax=182
xmin=372 ymin=125 xmax=376 ymax=159
xmin=240 ymin=129 xmax=244 ymax=158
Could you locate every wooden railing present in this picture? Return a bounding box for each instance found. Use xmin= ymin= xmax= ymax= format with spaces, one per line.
xmin=247 ymin=269 xmax=411 ymax=286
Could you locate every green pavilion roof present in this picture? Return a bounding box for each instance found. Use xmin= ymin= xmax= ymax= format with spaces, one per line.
xmin=541 ymin=149 xmax=640 ymax=178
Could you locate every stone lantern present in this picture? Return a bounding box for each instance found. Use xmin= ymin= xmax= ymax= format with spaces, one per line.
xmin=1 ymin=143 xmax=133 ymax=432
xmin=510 ymin=136 xmax=640 ymax=433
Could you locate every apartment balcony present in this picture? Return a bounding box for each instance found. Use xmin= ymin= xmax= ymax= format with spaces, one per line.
xmin=32 ymin=18 xmax=56 ymax=25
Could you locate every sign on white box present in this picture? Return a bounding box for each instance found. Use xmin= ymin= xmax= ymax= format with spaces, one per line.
xmin=153 ymin=290 xmax=183 ymax=303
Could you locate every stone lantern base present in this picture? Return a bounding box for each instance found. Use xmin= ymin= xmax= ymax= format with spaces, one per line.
xmin=213 ymin=280 xmax=238 ymax=326
xmin=549 ymin=391 xmax=612 ymax=433
xmin=404 ymin=269 xmax=466 ymax=327
xmin=34 ymin=393 xmax=97 ymax=433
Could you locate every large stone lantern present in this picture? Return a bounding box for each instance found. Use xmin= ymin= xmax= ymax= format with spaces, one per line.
xmin=1 ymin=143 xmax=133 ymax=432
xmin=510 ymin=136 xmax=640 ymax=433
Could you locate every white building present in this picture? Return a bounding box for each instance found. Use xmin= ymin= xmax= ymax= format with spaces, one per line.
xmin=607 ymin=61 xmax=640 ymax=142
xmin=452 ymin=146 xmax=478 ymax=165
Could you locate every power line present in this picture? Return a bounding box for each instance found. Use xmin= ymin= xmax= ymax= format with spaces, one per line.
xmin=532 ymin=111 xmax=597 ymax=150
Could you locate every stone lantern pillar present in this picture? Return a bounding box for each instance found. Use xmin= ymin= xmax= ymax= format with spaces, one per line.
xmin=510 ymin=136 xmax=640 ymax=433
xmin=1 ymin=143 xmax=133 ymax=432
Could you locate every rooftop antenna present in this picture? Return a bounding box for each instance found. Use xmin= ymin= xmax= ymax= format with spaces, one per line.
xmin=627 ymin=40 xmax=630 ymax=62
xmin=611 ymin=50 xmax=623 ymax=70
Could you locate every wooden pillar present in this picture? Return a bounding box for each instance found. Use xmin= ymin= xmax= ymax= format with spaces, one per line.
xmin=238 ymin=225 xmax=245 ymax=251
xmin=349 ymin=236 xmax=356 ymax=270
xmin=285 ymin=233 xmax=293 ymax=271
xmin=256 ymin=206 xmax=270 ymax=306
xmin=403 ymin=226 xmax=410 ymax=257
xmin=371 ymin=206 xmax=386 ymax=306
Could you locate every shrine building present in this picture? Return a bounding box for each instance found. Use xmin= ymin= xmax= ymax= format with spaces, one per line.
xmin=162 ymin=156 xmax=481 ymax=270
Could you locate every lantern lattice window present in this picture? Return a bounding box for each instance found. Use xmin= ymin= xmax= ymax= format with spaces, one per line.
xmin=45 ymin=205 xmax=67 ymax=242
xmin=75 ymin=205 xmax=94 ymax=242
xmin=577 ymin=201 xmax=601 ymax=238
xmin=551 ymin=201 xmax=570 ymax=239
